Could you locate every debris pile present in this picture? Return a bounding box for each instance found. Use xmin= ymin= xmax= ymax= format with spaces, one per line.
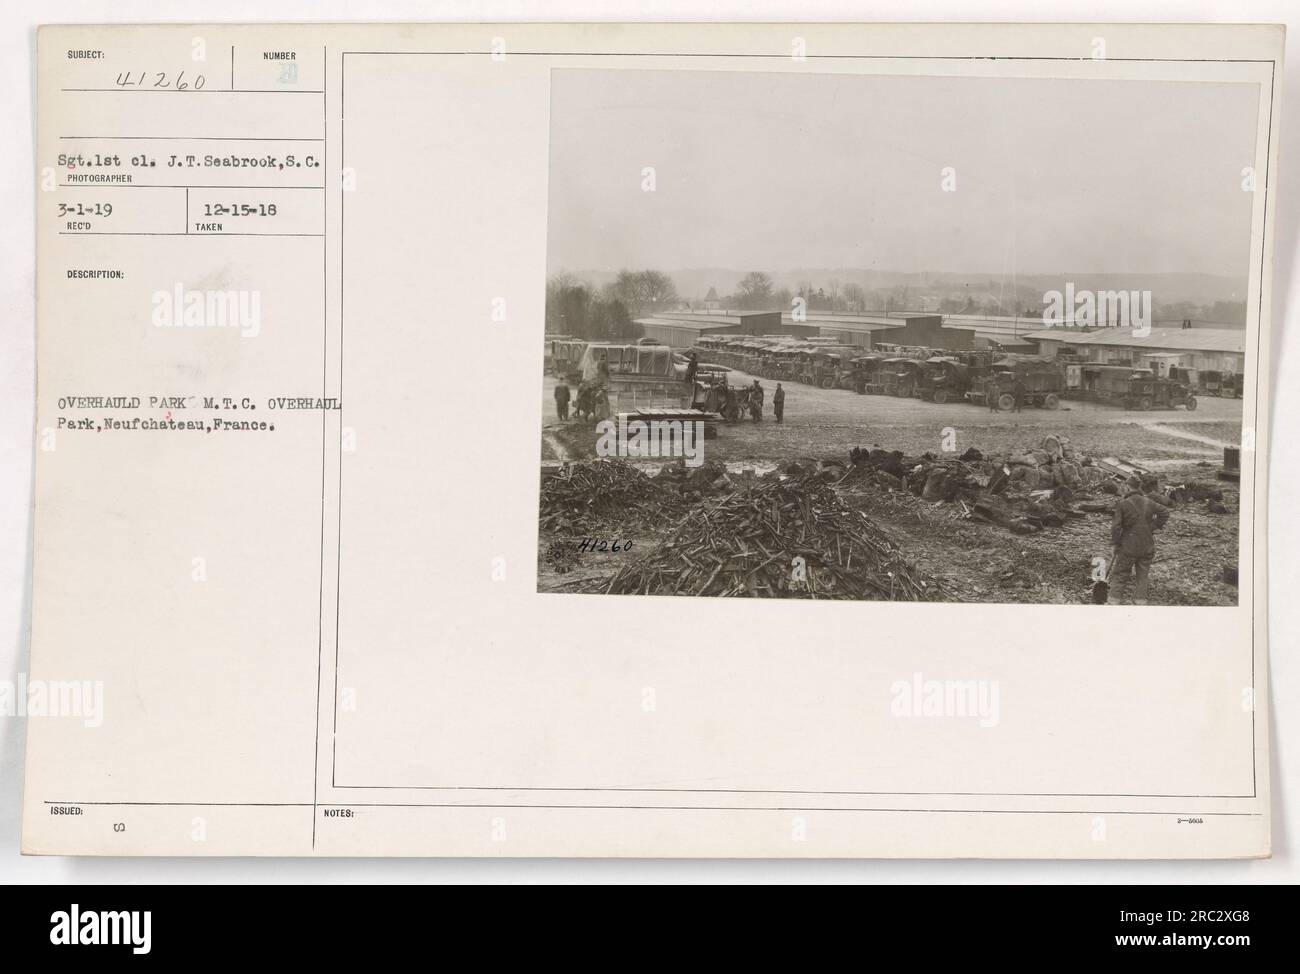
xmin=538 ymin=435 xmax=1237 ymax=605
xmin=841 ymin=436 xmax=1231 ymax=535
xmin=540 ymin=460 xmax=677 ymax=533
xmin=653 ymin=457 xmax=730 ymax=498
xmin=605 ymin=474 xmax=949 ymax=600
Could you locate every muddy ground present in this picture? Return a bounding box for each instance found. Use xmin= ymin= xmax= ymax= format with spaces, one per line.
xmin=539 ymin=368 xmax=1243 ymax=605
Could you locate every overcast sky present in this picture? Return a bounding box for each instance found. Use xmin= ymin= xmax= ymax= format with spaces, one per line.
xmin=546 ymin=68 xmax=1260 ymax=283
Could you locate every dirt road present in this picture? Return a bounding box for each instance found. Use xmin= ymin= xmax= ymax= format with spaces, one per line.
xmin=542 ymin=368 xmax=1242 ymax=465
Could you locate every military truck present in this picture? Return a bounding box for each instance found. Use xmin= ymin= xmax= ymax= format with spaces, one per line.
xmin=1076 ymin=364 xmax=1197 ymax=410
xmin=918 ymin=357 xmax=973 ymax=404
xmin=1199 ymin=370 xmax=1244 ymax=399
xmin=967 ymin=358 xmax=1065 ymax=410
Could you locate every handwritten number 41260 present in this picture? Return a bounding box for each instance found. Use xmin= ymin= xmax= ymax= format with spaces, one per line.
xmin=115 ymin=71 xmax=207 ymax=90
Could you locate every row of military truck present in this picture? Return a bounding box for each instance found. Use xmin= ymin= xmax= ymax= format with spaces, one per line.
xmin=544 ymin=334 xmax=1238 ymax=413
xmin=690 ymin=335 xmax=1210 ymax=412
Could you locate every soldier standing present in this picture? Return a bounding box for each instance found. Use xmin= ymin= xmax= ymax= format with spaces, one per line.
xmin=773 ymin=382 xmax=785 ymax=424
xmin=554 ymin=382 xmax=570 ymax=421
xmin=1110 ymin=477 xmax=1170 ymax=605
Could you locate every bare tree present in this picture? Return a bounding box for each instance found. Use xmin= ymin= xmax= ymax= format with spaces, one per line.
xmin=735 ymin=271 xmax=775 ymax=310
xmin=605 ymin=269 xmax=679 ymax=315
xmin=546 ymin=274 xmax=642 ymax=341
xmin=842 ymin=282 xmax=867 ymax=313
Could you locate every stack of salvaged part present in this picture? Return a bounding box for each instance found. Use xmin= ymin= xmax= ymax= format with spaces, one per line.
xmin=840 ymin=439 xmax=1232 ymax=535
xmin=605 ymin=473 xmax=948 ymax=600
xmin=539 ymin=459 xmax=675 ymax=532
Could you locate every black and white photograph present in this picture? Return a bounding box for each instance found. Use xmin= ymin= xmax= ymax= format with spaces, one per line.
xmin=3 ymin=9 xmax=1293 ymax=903
xmin=539 ymin=68 xmax=1255 ymax=605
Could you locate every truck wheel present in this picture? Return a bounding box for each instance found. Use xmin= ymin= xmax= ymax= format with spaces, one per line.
xmin=1044 ymin=393 xmax=1060 ymax=410
xmin=820 ymin=377 xmax=835 ymax=389
xmin=1138 ymin=397 xmax=1152 ymax=411
xmin=997 ymin=393 xmax=1015 ymax=411
xmin=932 ymin=389 xmax=948 ymax=404
xmin=1186 ymin=395 xmax=1198 ymax=411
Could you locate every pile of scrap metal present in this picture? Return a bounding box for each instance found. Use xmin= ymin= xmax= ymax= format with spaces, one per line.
xmin=652 ymin=457 xmax=732 ymax=499
xmin=539 ymin=459 xmax=679 ymax=533
xmin=540 ymin=458 xmax=745 ymax=535
xmin=605 ymin=472 xmax=950 ymax=600
xmin=841 ymin=437 xmax=1229 ymax=535
xmin=840 ymin=448 xmax=1078 ymax=534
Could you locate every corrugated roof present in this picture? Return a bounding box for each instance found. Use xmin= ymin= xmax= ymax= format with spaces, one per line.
xmin=964 ymin=333 xmax=1040 ymax=347
xmin=941 ymin=315 xmax=1087 ymax=338
xmin=657 ymin=311 xmax=782 ymax=323
xmin=781 ymin=312 xmax=941 ymax=332
xmin=635 ymin=316 xmax=737 ymax=333
xmin=1021 ymin=327 xmax=1245 ymax=354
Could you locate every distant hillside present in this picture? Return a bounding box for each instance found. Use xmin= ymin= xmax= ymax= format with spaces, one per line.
xmin=555 ymin=267 xmax=1248 ymax=309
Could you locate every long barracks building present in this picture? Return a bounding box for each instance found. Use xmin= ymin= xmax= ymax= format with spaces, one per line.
xmin=631 ymin=310 xmax=1246 ymax=373
xmin=1023 ymin=327 xmax=1246 ymax=374
xmin=634 ymin=310 xmax=977 ymax=350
